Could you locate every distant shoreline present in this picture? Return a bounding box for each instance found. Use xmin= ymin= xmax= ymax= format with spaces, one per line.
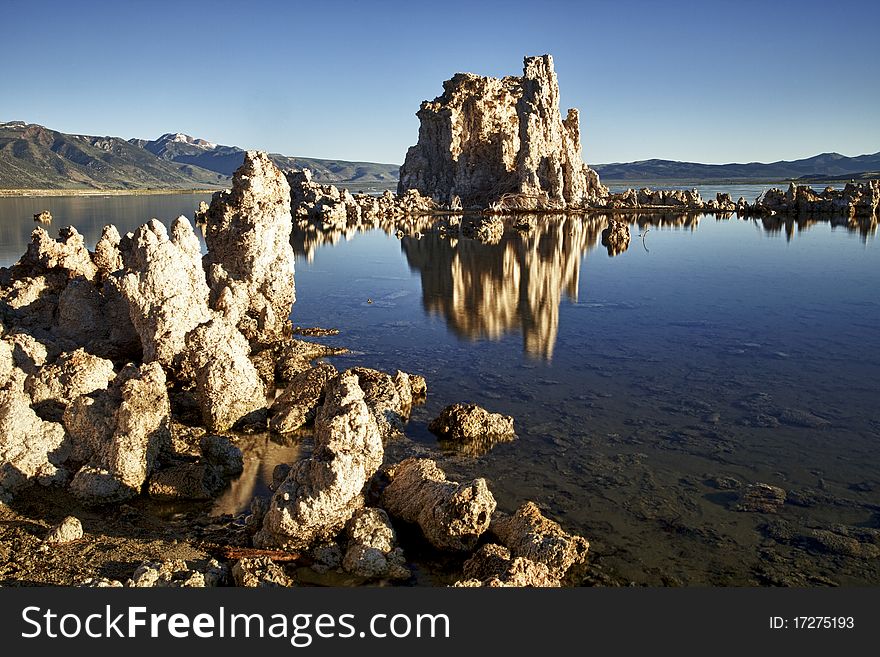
xmin=0 ymin=188 xmax=222 ymax=198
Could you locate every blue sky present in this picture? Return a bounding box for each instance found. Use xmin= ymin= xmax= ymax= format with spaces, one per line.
xmin=2 ymin=0 xmax=878 ymax=165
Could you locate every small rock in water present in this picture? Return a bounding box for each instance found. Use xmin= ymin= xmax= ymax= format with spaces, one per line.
xmin=428 ymin=403 xmax=515 ymax=442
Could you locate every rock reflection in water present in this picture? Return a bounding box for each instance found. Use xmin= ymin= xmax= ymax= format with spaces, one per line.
xmin=401 ymin=215 xmax=604 ymax=360
xmin=210 ymin=433 xmax=303 ymax=516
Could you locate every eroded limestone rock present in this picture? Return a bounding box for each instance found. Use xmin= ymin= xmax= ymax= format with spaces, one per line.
xmin=257 ymin=372 xmax=384 ymax=549
xmin=44 ymin=516 xmax=83 ymax=544
xmin=0 ymin=384 xmax=69 ymax=499
xmin=128 ymin=559 xmax=226 ymax=587
xmin=184 ymin=318 xmax=266 ymax=432
xmin=64 ymin=362 xmax=171 ymax=502
xmin=116 ymin=218 xmax=212 ymax=370
xmin=232 ymin=556 xmax=294 ymax=587
xmin=490 ymin=501 xmax=589 ymax=578
xmin=601 ymin=219 xmax=631 ymax=257
xmin=25 ymin=348 xmax=116 ymax=409
xmin=349 ymin=367 xmax=421 ymax=437
xmin=269 ymin=362 xmax=337 ymax=433
xmin=380 ymin=457 xmax=496 ymax=551
xmin=736 ymin=483 xmax=787 ymax=513
xmin=428 ymin=403 xmax=515 ymax=443
xmin=202 ymin=151 xmax=296 ymax=341
xmin=342 ymin=507 xmax=410 ymax=580
xmin=399 ymin=54 xmax=606 ymax=209
xmin=454 ymin=543 xmax=559 ymax=587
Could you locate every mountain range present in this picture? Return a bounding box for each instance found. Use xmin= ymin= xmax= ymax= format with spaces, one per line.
xmin=1 ymin=120 xmax=877 ymax=190
xmin=592 ymin=151 xmax=880 ymax=183
xmin=0 ymin=121 xmax=399 ymax=190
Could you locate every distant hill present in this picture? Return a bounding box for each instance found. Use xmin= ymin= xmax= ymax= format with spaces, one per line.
xmin=0 ymin=122 xmax=228 ymax=190
xmin=592 ymin=151 xmax=880 ymax=183
xmin=0 ymin=122 xmax=400 ymax=190
xmin=133 ymin=132 xmax=400 ymax=183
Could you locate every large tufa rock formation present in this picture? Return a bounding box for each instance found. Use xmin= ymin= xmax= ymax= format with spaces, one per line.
xmin=398 ymin=54 xmax=606 ymax=210
xmin=201 ymin=151 xmax=296 ymax=342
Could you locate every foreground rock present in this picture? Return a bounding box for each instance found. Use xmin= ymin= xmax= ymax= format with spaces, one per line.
xmin=64 ymin=362 xmax=171 ymax=502
xmin=399 ymin=54 xmax=606 ymax=210
xmin=257 ymin=372 xmax=384 ymax=549
xmin=232 ymin=557 xmax=294 ymax=587
xmin=201 ymin=151 xmax=296 ymax=342
xmin=380 ymin=457 xmax=496 ymax=552
xmin=128 ymin=559 xmax=227 ymax=587
xmin=490 ymin=501 xmax=589 ymax=578
xmin=44 ymin=516 xmax=83 ymax=544
xmin=0 ymin=384 xmax=69 ymax=500
xmin=184 ymin=319 xmax=266 ymax=432
xmin=342 ymin=507 xmax=410 ymax=580
xmin=269 ymin=363 xmax=337 ymax=433
xmin=454 ymin=543 xmax=559 ymax=587
xmin=429 ymin=403 xmax=515 ymax=443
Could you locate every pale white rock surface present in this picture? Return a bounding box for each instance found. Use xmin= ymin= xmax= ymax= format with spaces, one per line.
xmin=184 ymin=318 xmax=266 ymax=432
xmin=257 ymin=372 xmax=383 ymax=549
xmin=65 ymin=362 xmax=171 ymax=502
xmin=202 ymin=151 xmax=296 ymax=341
xmin=115 ymin=218 xmax=212 ymax=370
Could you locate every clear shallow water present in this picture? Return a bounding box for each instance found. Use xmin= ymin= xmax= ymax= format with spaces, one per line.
xmin=1 ymin=189 xmax=879 ymax=585
xmin=290 ymin=211 xmax=880 ymax=585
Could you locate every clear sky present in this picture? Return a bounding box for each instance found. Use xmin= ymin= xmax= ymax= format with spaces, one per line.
xmin=2 ymin=0 xmax=878 ymax=165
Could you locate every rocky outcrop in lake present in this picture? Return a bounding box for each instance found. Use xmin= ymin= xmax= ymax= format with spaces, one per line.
xmin=398 ymin=55 xmax=607 ymax=210
xmin=741 ymin=181 xmax=880 ymax=217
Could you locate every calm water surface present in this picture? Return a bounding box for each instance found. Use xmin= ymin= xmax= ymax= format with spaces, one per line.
xmin=1 ymin=189 xmax=878 ymax=585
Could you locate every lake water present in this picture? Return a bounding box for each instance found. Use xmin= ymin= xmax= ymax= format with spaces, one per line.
xmin=1 ymin=188 xmax=878 ymax=585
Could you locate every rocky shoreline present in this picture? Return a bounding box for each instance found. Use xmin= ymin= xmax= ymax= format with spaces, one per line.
xmin=0 ymin=151 xmax=594 ymax=587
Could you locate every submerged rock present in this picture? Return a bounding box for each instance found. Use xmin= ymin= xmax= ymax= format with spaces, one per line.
xmin=399 ymin=54 xmax=606 ymax=209
xmin=202 ymin=151 xmax=296 ymax=342
xmin=490 ymin=501 xmax=589 ymax=578
xmin=380 ymin=457 xmax=496 ymax=552
xmin=736 ymin=483 xmax=787 ymax=513
xmin=147 ymin=462 xmax=223 ymax=500
xmin=257 ymin=372 xmax=384 ymax=549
